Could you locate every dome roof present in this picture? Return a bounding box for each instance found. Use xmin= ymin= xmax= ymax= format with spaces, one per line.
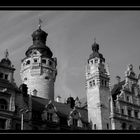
xmin=25 ymin=42 xmax=53 ymax=57
xmin=32 ymin=28 xmax=48 ymax=44
xmin=92 ymin=42 xmax=99 ymax=52
xmin=25 ymin=27 xmax=53 ymax=58
xmin=0 ymin=58 xmax=11 ymax=67
xmin=88 ymin=41 xmax=105 ymax=62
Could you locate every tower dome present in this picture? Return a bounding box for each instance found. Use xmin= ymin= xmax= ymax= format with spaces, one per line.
xmin=0 ymin=49 xmax=12 ymax=67
xmin=25 ymin=21 xmax=53 ymax=58
xmin=88 ymin=39 xmax=105 ymax=62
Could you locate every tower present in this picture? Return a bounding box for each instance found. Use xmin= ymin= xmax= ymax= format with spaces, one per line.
xmin=85 ymin=40 xmax=110 ymax=130
xmin=20 ymin=20 xmax=57 ymax=100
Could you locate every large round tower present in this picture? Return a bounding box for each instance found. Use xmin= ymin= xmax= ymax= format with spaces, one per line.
xmin=20 ymin=21 xmax=57 ymax=100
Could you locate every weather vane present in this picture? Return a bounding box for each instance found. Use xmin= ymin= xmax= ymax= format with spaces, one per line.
xmin=38 ymin=18 xmax=42 ymax=29
xmin=94 ymin=37 xmax=96 ymax=43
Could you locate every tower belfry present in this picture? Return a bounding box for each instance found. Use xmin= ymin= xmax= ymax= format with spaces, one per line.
xmin=20 ymin=20 xmax=57 ymax=100
xmin=86 ymin=39 xmax=110 ymax=130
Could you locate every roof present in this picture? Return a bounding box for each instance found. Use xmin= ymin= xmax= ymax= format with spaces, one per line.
xmin=0 ymin=79 xmax=18 ymax=91
xmin=31 ymin=95 xmax=88 ymax=123
xmin=111 ymin=80 xmax=125 ymax=96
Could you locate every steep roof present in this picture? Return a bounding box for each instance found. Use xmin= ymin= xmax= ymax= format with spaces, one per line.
xmin=111 ymin=80 xmax=125 ymax=96
xmin=31 ymin=95 xmax=88 ymax=123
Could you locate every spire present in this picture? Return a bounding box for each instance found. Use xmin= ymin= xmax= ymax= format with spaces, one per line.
xmin=4 ymin=49 xmax=9 ymax=60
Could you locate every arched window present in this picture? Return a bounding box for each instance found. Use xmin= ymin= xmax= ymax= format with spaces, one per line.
xmin=129 ymin=125 xmax=133 ymax=130
xmin=122 ymin=122 xmax=127 ymax=130
xmin=26 ymin=60 xmax=30 ymax=65
xmin=0 ymin=99 xmax=8 ymax=110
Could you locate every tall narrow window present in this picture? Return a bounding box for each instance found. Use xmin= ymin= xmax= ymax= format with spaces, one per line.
xmin=122 ymin=123 xmax=126 ymax=130
xmin=0 ymin=73 xmax=3 ymax=79
xmin=107 ymin=123 xmax=109 ymax=129
xmin=92 ymin=80 xmax=95 ymax=86
xmin=89 ymin=81 xmax=92 ymax=88
xmin=73 ymin=119 xmax=78 ymax=127
xmin=5 ymin=74 xmax=8 ymax=80
xmin=0 ymin=118 xmax=6 ymax=129
xmin=134 ymin=110 xmax=138 ymax=119
xmin=94 ymin=124 xmax=96 ymax=130
xmin=128 ymin=109 xmax=132 ymax=117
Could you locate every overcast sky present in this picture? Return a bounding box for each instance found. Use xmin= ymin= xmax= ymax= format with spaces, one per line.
xmin=0 ymin=10 xmax=140 ymax=101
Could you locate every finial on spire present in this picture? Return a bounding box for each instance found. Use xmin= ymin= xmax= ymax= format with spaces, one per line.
xmin=38 ymin=18 xmax=42 ymax=29
xmin=94 ymin=37 xmax=96 ymax=43
xmin=4 ymin=49 xmax=9 ymax=59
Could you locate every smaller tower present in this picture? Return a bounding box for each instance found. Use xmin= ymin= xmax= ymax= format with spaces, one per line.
xmin=0 ymin=49 xmax=15 ymax=84
xmin=86 ymin=39 xmax=110 ymax=130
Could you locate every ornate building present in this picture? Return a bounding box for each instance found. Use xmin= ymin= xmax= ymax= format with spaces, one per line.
xmin=0 ymin=21 xmax=140 ymax=131
xmin=110 ymin=64 xmax=140 ymax=130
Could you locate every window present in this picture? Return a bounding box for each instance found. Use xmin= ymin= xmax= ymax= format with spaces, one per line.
xmin=0 ymin=99 xmax=8 ymax=110
xmin=0 ymin=73 xmax=3 ymax=79
xmin=5 ymin=74 xmax=8 ymax=80
xmin=134 ymin=111 xmax=139 ymax=119
xmin=126 ymin=96 xmax=130 ymax=102
xmin=34 ymin=59 xmax=37 ymax=63
xmin=129 ymin=125 xmax=133 ymax=130
xmin=24 ymin=77 xmax=27 ymax=81
xmin=42 ymin=59 xmax=46 ymax=64
xmin=0 ymin=118 xmax=6 ymax=129
xmin=105 ymin=80 xmax=107 ymax=87
xmin=48 ymin=60 xmax=52 ymax=66
xmin=73 ymin=118 xmax=78 ymax=127
xmin=107 ymin=123 xmax=109 ymax=129
xmin=90 ymin=60 xmax=93 ymax=64
xmin=121 ymin=109 xmax=124 ymax=115
xmin=128 ymin=109 xmax=132 ymax=117
xmin=94 ymin=124 xmax=96 ymax=130
xmin=95 ymin=59 xmax=98 ymax=63
xmin=122 ymin=123 xmax=126 ymax=130
xmin=47 ymin=112 xmax=53 ymax=121
xmin=92 ymin=80 xmax=95 ymax=86
xmin=26 ymin=60 xmax=30 ymax=65
xmin=101 ymin=80 xmax=104 ymax=86
xmin=89 ymin=81 xmax=92 ymax=87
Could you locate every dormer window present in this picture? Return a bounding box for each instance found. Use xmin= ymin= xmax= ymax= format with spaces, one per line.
xmin=34 ymin=59 xmax=38 ymax=63
xmin=90 ymin=60 xmax=93 ymax=64
xmin=68 ymin=108 xmax=82 ymax=128
xmin=95 ymin=59 xmax=98 ymax=63
xmin=42 ymin=59 xmax=46 ymax=64
xmin=49 ymin=60 xmax=52 ymax=66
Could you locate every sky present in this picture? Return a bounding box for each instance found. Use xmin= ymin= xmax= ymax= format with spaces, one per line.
xmin=0 ymin=10 xmax=140 ymax=101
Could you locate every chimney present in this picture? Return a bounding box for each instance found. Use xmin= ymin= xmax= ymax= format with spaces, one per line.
xmin=55 ymin=96 xmax=61 ymax=103
xmin=116 ymin=76 xmax=121 ymax=84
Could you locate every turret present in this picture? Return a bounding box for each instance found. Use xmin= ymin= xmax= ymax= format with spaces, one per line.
xmin=20 ymin=20 xmax=57 ymax=100
xmin=86 ymin=39 xmax=111 ymax=130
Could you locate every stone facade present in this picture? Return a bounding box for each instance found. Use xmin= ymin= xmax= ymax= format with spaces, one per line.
xmin=110 ymin=64 xmax=140 ymax=130
xmin=86 ymin=41 xmax=110 ymax=130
